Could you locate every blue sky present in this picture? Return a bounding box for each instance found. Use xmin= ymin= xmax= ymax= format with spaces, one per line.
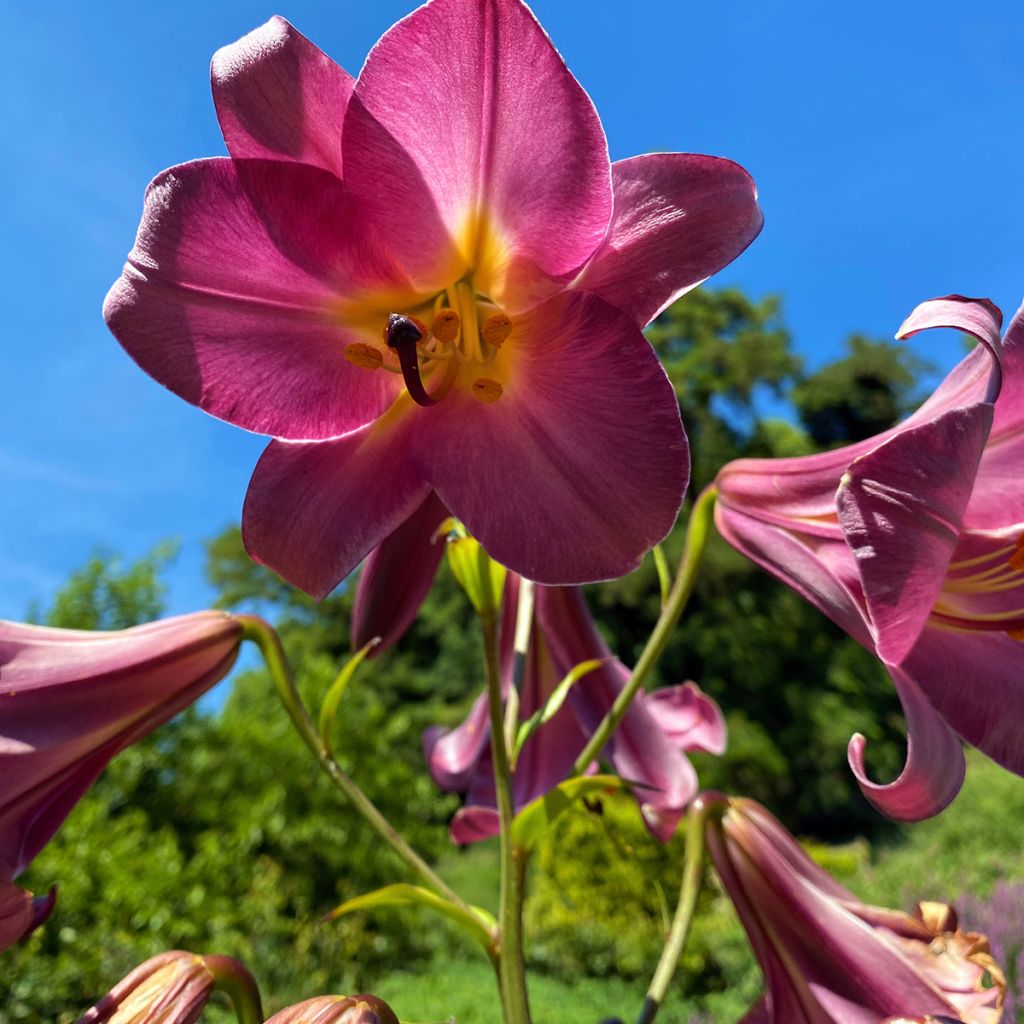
xmin=2 ymin=0 xmax=1022 ymax=620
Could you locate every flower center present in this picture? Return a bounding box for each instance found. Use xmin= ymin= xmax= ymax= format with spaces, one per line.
xmin=343 ymin=282 xmax=513 ymax=408
xmin=930 ymin=533 xmax=1024 ymax=640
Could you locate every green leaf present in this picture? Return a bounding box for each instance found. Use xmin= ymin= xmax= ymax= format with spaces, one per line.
xmin=446 ymin=536 xmax=506 ymax=618
xmin=318 ymin=639 xmax=380 ymax=758
xmin=513 ymin=659 xmax=606 ymax=760
xmin=323 ymin=884 xmax=496 ymax=955
xmin=511 ymin=775 xmax=627 ymax=852
xmin=652 ymin=544 xmax=672 ymax=609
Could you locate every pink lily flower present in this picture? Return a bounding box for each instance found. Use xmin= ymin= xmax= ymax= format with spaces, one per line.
xmin=425 ymin=581 xmax=725 ymax=843
xmin=264 ymin=995 xmax=399 ymax=1024
xmin=104 ymin=1 xmax=763 ymax=595
xmin=75 ymin=951 xmax=258 ymax=1024
xmin=715 ymin=294 xmax=1024 ymax=819
xmin=701 ymin=794 xmax=1005 ymax=1024
xmin=0 ymin=881 xmax=55 ymax=956
xmin=0 ymin=612 xmax=243 ymax=948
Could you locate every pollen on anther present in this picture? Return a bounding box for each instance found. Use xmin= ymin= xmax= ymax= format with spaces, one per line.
xmin=1007 ymin=628 xmax=1024 ymax=642
xmin=431 ymin=309 xmax=460 ymax=344
xmin=344 ymin=343 xmax=384 ymax=370
xmin=481 ymin=313 xmax=513 ymax=348
xmin=472 ymin=378 xmax=503 ymax=403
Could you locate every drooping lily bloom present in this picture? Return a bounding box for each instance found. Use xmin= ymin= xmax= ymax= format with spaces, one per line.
xmin=0 ymin=612 xmax=243 ymax=945
xmin=265 ymin=995 xmax=399 ymax=1024
xmin=701 ymin=794 xmax=1005 ymax=1024
xmin=715 ymin=295 xmax=1024 ymax=819
xmin=76 ymin=951 xmax=259 ymax=1024
xmin=425 ymin=581 xmax=725 ymax=843
xmin=104 ymin=0 xmax=763 ymax=595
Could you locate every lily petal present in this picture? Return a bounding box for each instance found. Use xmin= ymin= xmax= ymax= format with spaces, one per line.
xmin=212 ymin=17 xmax=354 ymax=176
xmin=537 ymin=587 xmax=697 ymax=841
xmin=575 ymin=154 xmax=763 ymax=327
xmin=837 ymin=404 xmax=993 ymax=664
xmin=416 ymin=292 xmax=688 ymax=585
xmin=342 ymin=0 xmax=612 ymax=296
xmin=644 ymin=682 xmax=727 ymax=755
xmin=423 ymin=691 xmax=491 ymax=793
xmin=352 ymin=492 xmax=450 ymax=653
xmin=902 ymin=627 xmax=1024 ymax=779
xmin=104 ymin=158 xmax=409 ymax=440
xmin=242 ymin=417 xmax=430 ymax=601
xmin=969 ymin=303 xmax=1024 ymax=527
xmin=896 ymin=295 xmax=1003 ymax=403
xmin=848 ymin=667 xmax=965 ymax=821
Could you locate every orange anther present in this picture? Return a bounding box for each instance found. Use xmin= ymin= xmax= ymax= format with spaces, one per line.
xmin=481 ymin=313 xmax=513 ymax=348
xmin=471 ymin=378 xmax=503 ymax=403
xmin=1007 ymin=628 xmax=1024 ymax=642
xmin=430 ymin=309 xmax=461 ymax=344
xmin=344 ymin=343 xmax=384 ymax=370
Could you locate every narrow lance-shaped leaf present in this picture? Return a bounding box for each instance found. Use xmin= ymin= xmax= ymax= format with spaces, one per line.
xmin=318 ymin=639 xmax=380 ymax=759
xmin=511 ymin=775 xmax=628 ymax=853
xmin=652 ymin=544 xmax=672 ymax=609
xmin=322 ymin=884 xmax=496 ymax=956
xmin=512 ymin=658 xmax=607 ymax=761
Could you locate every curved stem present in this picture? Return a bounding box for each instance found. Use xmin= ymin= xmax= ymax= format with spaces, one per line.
xmin=204 ymin=955 xmax=263 ymax=1024
xmin=238 ymin=616 xmax=475 ymax=919
xmin=572 ymin=485 xmax=718 ymax=775
xmin=635 ymin=800 xmax=709 ymax=1024
xmin=482 ymin=612 xmax=532 ymax=1024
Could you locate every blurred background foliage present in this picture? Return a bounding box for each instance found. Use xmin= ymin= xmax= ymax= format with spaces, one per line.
xmin=6 ymin=287 xmax=1021 ymax=1023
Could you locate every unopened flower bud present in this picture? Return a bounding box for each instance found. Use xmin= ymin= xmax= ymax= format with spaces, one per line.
xmin=265 ymin=995 xmax=400 ymax=1024
xmin=76 ymin=952 xmax=216 ymax=1024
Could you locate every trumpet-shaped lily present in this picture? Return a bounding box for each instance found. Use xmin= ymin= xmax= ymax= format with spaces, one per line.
xmin=75 ymin=951 xmax=254 ymax=1024
xmin=0 ymin=881 xmax=55 ymax=956
xmin=104 ymin=0 xmax=762 ymax=594
xmin=0 ymin=612 xmax=243 ymax=944
xmin=701 ymin=794 xmax=1005 ymax=1024
xmin=715 ymin=295 xmax=1024 ymax=819
xmin=425 ymin=581 xmax=725 ymax=843
xmin=265 ymin=995 xmax=399 ymax=1024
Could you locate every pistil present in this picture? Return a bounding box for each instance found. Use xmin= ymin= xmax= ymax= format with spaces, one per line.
xmin=386 ymin=313 xmax=437 ymax=407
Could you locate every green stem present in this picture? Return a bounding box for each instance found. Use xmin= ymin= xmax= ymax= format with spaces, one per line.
xmin=482 ymin=612 xmax=532 ymax=1024
xmin=635 ymin=800 xmax=709 ymax=1024
xmin=204 ymin=955 xmax=263 ymax=1024
xmin=573 ymin=485 xmax=718 ymax=775
xmin=238 ymin=616 xmax=475 ymax=920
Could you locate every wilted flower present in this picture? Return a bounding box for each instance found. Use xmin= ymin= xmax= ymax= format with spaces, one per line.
xmin=105 ymin=0 xmax=762 ymax=595
xmin=265 ymin=995 xmax=399 ymax=1024
xmin=0 ymin=611 xmax=243 ymax=937
xmin=75 ymin=951 xmax=257 ymax=1024
xmin=715 ymin=295 xmax=1024 ymax=819
xmin=426 ymin=581 xmax=725 ymax=843
xmin=701 ymin=794 xmax=1005 ymax=1023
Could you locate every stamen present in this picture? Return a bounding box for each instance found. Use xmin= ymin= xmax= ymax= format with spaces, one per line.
xmin=481 ymin=313 xmax=513 ymax=348
xmin=1009 ymin=534 xmax=1024 ymax=572
xmin=472 ymin=378 xmax=503 ymax=403
xmin=343 ymin=343 xmax=384 ymax=370
xmin=386 ymin=313 xmax=436 ymax=407
xmin=431 ymin=310 xmax=461 ymax=345
xmin=1008 ymin=629 xmax=1024 ymax=642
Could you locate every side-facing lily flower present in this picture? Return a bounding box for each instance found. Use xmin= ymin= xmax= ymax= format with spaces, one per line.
xmin=701 ymin=794 xmax=1005 ymax=1024
xmin=715 ymin=295 xmax=1024 ymax=819
xmin=425 ymin=581 xmax=725 ymax=843
xmin=76 ymin=951 xmax=260 ymax=1024
xmin=0 ymin=612 xmax=243 ymax=947
xmin=104 ymin=0 xmax=763 ymax=595
xmin=0 ymin=881 xmax=55 ymax=955
xmin=265 ymin=995 xmax=399 ymax=1024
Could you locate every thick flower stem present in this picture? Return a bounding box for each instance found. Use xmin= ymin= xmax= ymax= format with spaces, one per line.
xmin=635 ymin=800 xmax=708 ymax=1024
xmin=238 ymin=616 xmax=475 ymax=919
xmin=482 ymin=612 xmax=533 ymax=1024
xmin=572 ymin=485 xmax=718 ymax=775
xmin=204 ymin=955 xmax=263 ymax=1024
